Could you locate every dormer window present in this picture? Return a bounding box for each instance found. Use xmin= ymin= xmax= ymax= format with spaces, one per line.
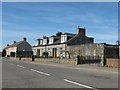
xmin=43 ymin=39 xmax=47 ymax=45
xmin=35 ymin=39 xmax=40 ymax=46
xmin=35 ymin=39 xmax=43 ymax=46
xmin=35 ymin=41 xmax=38 ymax=46
xmin=61 ymin=35 xmax=67 ymax=43
xmin=40 ymin=40 xmax=43 ymax=45
xmin=49 ymin=37 xmax=54 ymax=44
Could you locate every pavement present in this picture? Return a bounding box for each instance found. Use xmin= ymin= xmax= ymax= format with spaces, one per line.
xmin=2 ymin=58 xmax=119 ymax=89
xmin=10 ymin=57 xmax=119 ymax=74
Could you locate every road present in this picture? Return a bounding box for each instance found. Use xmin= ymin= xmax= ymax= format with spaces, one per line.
xmin=2 ymin=58 xmax=118 ymax=89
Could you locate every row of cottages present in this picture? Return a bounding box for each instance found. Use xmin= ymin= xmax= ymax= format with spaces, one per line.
xmin=32 ymin=26 xmax=94 ymax=58
xmin=4 ymin=38 xmax=33 ymax=57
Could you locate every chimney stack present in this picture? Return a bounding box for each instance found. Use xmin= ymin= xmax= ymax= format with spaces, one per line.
xmin=7 ymin=44 xmax=9 ymax=46
xmin=13 ymin=41 xmax=16 ymax=43
xmin=23 ymin=37 xmax=27 ymax=41
xmin=77 ymin=26 xmax=86 ymax=35
xmin=116 ymin=41 xmax=119 ymax=45
xmin=56 ymin=32 xmax=62 ymax=36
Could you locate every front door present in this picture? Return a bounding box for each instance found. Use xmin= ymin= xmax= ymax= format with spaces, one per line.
xmin=52 ymin=48 xmax=57 ymax=58
xmin=37 ymin=49 xmax=40 ymax=57
xmin=54 ymin=48 xmax=57 ymax=58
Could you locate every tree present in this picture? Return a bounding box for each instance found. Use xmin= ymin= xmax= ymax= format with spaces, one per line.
xmin=2 ymin=49 xmax=6 ymax=57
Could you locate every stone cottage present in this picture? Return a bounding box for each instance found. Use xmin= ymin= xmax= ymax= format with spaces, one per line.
xmin=32 ymin=26 xmax=94 ymax=58
xmin=4 ymin=38 xmax=33 ymax=57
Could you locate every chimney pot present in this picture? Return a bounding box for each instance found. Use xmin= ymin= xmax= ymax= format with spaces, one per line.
xmin=116 ymin=41 xmax=119 ymax=45
xmin=23 ymin=37 xmax=27 ymax=41
xmin=56 ymin=32 xmax=62 ymax=36
xmin=13 ymin=41 xmax=16 ymax=43
xmin=7 ymin=44 xmax=9 ymax=46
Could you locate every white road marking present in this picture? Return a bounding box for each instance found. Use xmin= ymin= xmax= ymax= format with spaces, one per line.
xmin=30 ymin=69 xmax=50 ymax=76
xmin=17 ymin=65 xmax=26 ymax=68
xmin=64 ymin=79 xmax=98 ymax=90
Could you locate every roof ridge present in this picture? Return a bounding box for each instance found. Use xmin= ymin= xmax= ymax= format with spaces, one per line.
xmin=4 ymin=41 xmax=24 ymax=49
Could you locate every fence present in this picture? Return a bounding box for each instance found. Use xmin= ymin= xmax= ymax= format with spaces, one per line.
xmin=77 ymin=56 xmax=101 ymax=64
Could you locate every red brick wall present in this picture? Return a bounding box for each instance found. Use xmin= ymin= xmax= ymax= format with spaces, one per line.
xmin=106 ymin=58 xmax=120 ymax=67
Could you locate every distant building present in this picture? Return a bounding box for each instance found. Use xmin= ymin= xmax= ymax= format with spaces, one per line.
xmin=33 ymin=26 xmax=94 ymax=58
xmin=4 ymin=38 xmax=33 ymax=57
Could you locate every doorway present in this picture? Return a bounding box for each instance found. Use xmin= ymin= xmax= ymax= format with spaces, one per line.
xmin=52 ymin=48 xmax=57 ymax=58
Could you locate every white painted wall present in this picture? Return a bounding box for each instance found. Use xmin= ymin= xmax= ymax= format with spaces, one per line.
xmin=6 ymin=47 xmax=17 ymax=56
xmin=32 ymin=43 xmax=67 ymax=57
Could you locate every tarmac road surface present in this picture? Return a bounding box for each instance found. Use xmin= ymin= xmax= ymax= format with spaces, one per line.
xmin=2 ymin=58 xmax=118 ymax=89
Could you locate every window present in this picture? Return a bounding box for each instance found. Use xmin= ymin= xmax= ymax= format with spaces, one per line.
xmin=49 ymin=37 xmax=53 ymax=44
xmin=37 ymin=49 xmax=40 ymax=56
xmin=62 ymin=36 xmax=63 ymax=41
xmin=38 ymin=40 xmax=40 ymax=45
xmin=43 ymin=39 xmax=47 ymax=45
xmin=64 ymin=36 xmax=66 ymax=41
xmin=61 ymin=35 xmax=67 ymax=43
xmin=40 ymin=40 xmax=43 ymax=45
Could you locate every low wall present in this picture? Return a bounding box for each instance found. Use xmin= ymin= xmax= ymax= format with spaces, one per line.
xmin=10 ymin=57 xmax=76 ymax=65
xmin=106 ymin=58 xmax=120 ymax=67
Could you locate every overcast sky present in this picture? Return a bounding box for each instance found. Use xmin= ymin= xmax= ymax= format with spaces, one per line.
xmin=2 ymin=2 xmax=118 ymax=50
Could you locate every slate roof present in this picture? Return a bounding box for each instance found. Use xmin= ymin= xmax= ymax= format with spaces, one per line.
xmin=52 ymin=39 xmax=61 ymax=45
xmin=34 ymin=33 xmax=76 ymax=46
xmin=67 ymin=34 xmax=80 ymax=43
xmin=4 ymin=41 xmax=24 ymax=49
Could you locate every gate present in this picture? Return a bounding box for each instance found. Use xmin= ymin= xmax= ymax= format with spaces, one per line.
xmin=77 ymin=56 xmax=101 ymax=64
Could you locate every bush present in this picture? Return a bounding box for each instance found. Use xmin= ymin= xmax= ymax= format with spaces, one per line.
xmin=2 ymin=49 xmax=6 ymax=57
xmin=43 ymin=52 xmax=48 ymax=57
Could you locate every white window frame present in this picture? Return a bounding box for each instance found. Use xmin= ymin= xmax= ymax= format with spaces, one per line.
xmin=61 ymin=35 xmax=67 ymax=43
